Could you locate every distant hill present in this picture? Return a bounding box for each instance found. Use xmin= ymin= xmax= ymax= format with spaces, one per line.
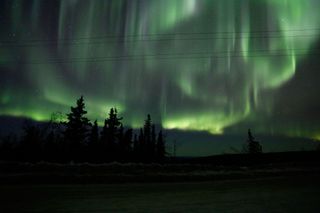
xmin=0 ymin=116 xmax=41 ymax=137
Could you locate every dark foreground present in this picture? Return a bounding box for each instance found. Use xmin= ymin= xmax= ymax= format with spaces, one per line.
xmin=0 ymin=175 xmax=319 ymax=212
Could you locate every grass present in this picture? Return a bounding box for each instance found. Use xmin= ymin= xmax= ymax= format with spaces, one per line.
xmin=0 ymin=160 xmax=320 ymax=184
xmin=0 ymin=176 xmax=320 ymax=212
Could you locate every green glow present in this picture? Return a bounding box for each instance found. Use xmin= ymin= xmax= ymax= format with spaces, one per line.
xmin=163 ymin=110 xmax=249 ymax=134
xmin=145 ymin=0 xmax=197 ymax=33
xmin=1 ymin=0 xmax=320 ymax=139
xmin=313 ymin=135 xmax=320 ymax=141
xmin=0 ymin=109 xmax=50 ymax=122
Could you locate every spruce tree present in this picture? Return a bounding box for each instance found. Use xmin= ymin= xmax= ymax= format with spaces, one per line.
xmin=89 ymin=120 xmax=99 ymax=146
xmin=143 ymin=114 xmax=155 ymax=161
xmin=20 ymin=124 xmax=43 ymax=162
xmin=43 ymin=130 xmax=57 ymax=162
xmin=89 ymin=120 xmax=99 ymax=162
xmin=121 ymin=128 xmax=133 ymax=161
xmin=137 ymin=128 xmax=144 ymax=161
xmin=144 ymin=114 xmax=152 ymax=147
xmin=156 ymin=130 xmax=166 ymax=161
xmin=133 ymin=133 xmax=139 ymax=160
xmin=63 ymin=96 xmax=91 ymax=162
xmin=247 ymin=129 xmax=262 ymax=154
xmin=100 ymin=108 xmax=122 ymax=161
xmin=150 ymin=124 xmax=156 ymax=160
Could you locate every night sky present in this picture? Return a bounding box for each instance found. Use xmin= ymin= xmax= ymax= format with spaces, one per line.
xmin=1 ymin=0 xmax=320 ymax=155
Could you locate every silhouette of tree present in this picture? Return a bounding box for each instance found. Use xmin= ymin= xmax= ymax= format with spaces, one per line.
xmin=151 ymin=124 xmax=156 ymax=159
xmin=20 ymin=123 xmax=43 ymax=162
xmin=133 ymin=133 xmax=139 ymax=160
xmin=246 ymin=129 xmax=262 ymax=154
xmin=143 ymin=114 xmax=156 ymax=161
xmin=137 ymin=128 xmax=144 ymax=161
xmin=156 ymin=130 xmax=166 ymax=161
xmin=41 ymin=112 xmax=64 ymax=162
xmin=144 ymin=114 xmax=152 ymax=158
xmin=43 ymin=130 xmax=59 ymax=162
xmin=0 ymin=134 xmax=18 ymax=161
xmin=117 ymin=123 xmax=124 ymax=159
xmin=0 ymin=99 xmax=169 ymax=163
xmin=119 ymin=128 xmax=133 ymax=161
xmin=88 ymin=120 xmax=100 ymax=162
xmin=100 ymin=108 xmax=123 ymax=161
xmin=63 ymin=96 xmax=91 ymax=162
xmin=132 ymin=114 xmax=167 ymax=162
xmin=89 ymin=120 xmax=99 ymax=146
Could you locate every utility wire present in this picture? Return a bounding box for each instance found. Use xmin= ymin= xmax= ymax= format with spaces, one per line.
xmin=0 ymin=34 xmax=319 ymax=48
xmin=7 ymin=51 xmax=319 ymax=65
xmin=1 ymin=28 xmax=318 ymax=65
xmin=0 ymin=28 xmax=319 ymax=45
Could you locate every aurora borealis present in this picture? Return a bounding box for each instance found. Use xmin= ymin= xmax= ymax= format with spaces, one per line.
xmin=1 ymin=0 xmax=320 ymax=149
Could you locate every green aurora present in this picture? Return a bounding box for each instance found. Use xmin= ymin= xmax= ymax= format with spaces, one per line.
xmin=1 ymin=0 xmax=320 ymax=140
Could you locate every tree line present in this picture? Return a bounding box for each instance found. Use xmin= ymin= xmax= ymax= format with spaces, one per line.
xmin=0 ymin=96 xmax=166 ymax=163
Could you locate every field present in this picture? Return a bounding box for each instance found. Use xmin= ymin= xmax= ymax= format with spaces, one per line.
xmin=1 ymin=153 xmax=320 ymax=212
xmin=1 ymin=175 xmax=320 ymax=212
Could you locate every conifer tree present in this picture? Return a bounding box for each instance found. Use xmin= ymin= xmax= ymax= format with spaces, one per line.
xmin=20 ymin=124 xmax=43 ymax=162
xmin=63 ymin=96 xmax=91 ymax=162
xmin=156 ymin=130 xmax=166 ymax=161
xmin=247 ymin=129 xmax=262 ymax=154
xmin=43 ymin=130 xmax=58 ymax=162
xmin=100 ymin=108 xmax=122 ymax=161
xmin=133 ymin=133 xmax=139 ymax=160
xmin=143 ymin=114 xmax=156 ymax=161
xmin=89 ymin=120 xmax=99 ymax=145
xmin=88 ymin=120 xmax=99 ymax=162
xmin=144 ymin=114 xmax=152 ymax=146
xmin=137 ymin=128 xmax=144 ymax=160
xmin=150 ymin=124 xmax=156 ymax=160
xmin=120 ymin=128 xmax=133 ymax=161
xmin=118 ymin=123 xmax=124 ymax=147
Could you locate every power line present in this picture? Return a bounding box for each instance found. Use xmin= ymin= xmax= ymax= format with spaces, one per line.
xmin=0 ymin=34 xmax=319 ymax=48
xmin=7 ymin=50 xmax=319 ymax=65
xmin=23 ymin=47 xmax=319 ymax=61
xmin=1 ymin=28 xmax=319 ymax=45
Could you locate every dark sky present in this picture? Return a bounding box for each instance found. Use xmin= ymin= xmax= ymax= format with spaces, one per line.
xmin=0 ymin=0 xmax=320 ymax=155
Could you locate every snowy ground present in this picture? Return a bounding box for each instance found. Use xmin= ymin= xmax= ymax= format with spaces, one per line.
xmin=0 ymin=176 xmax=319 ymax=212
